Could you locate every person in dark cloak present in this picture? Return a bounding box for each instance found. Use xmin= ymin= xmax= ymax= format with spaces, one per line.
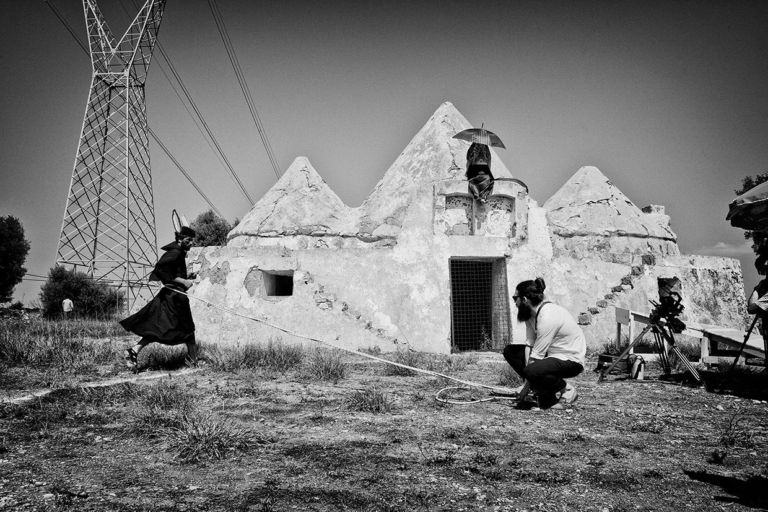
xmin=465 ymin=142 xmax=494 ymax=203
xmin=120 ymin=226 xmax=198 ymax=370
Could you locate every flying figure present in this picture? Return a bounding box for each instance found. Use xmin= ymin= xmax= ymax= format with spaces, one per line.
xmin=452 ymin=127 xmax=506 ymax=203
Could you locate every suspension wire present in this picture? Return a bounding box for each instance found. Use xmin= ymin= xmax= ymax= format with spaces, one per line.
xmin=45 ymin=0 xmax=89 ymax=53
xmin=207 ymin=0 xmax=281 ymax=179
xmin=125 ymin=0 xmax=255 ymax=205
xmin=117 ymin=0 xmax=235 ymax=189
xmin=148 ymin=129 xmax=224 ymax=218
xmin=45 ymin=0 xmax=225 ymax=218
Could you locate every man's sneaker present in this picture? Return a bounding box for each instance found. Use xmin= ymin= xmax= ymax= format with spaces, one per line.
xmin=557 ymin=384 xmax=578 ymax=406
xmin=124 ymin=347 xmax=138 ymax=369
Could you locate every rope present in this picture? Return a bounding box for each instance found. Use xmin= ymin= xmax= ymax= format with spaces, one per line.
xmin=167 ymin=285 xmax=521 ymax=401
xmin=434 ymin=386 xmax=519 ymax=405
xmin=2 ymin=368 xmax=200 ymax=405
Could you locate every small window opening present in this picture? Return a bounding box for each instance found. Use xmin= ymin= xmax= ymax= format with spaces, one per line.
xmin=263 ymin=270 xmax=294 ymax=296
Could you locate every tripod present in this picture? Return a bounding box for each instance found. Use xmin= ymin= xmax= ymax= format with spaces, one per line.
xmin=598 ymin=316 xmax=701 ymax=383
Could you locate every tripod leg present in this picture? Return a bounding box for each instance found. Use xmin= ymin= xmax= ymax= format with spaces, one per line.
xmin=668 ymin=345 xmax=701 ymax=382
xmin=660 ymin=327 xmax=701 ymax=383
xmin=653 ymin=328 xmax=671 ymax=374
xmin=600 ymin=324 xmax=654 ymax=382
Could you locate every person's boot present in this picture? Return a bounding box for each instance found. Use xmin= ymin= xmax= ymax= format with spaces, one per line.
xmin=123 ymin=347 xmax=139 ymax=372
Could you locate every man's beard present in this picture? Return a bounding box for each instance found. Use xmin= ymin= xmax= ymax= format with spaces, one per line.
xmin=517 ymin=302 xmax=533 ymax=322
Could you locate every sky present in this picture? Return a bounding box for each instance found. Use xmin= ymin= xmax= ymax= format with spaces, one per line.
xmin=2 ymin=0 xmax=768 ymax=306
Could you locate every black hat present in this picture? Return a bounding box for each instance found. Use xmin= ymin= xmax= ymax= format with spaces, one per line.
xmin=177 ymin=226 xmax=196 ymax=238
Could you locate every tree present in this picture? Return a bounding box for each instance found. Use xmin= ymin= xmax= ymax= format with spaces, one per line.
xmin=735 ymin=173 xmax=768 ymax=240
xmin=0 ymin=216 xmax=31 ymax=303
xmin=39 ymin=266 xmax=124 ymax=319
xmin=189 ymin=210 xmax=237 ymax=246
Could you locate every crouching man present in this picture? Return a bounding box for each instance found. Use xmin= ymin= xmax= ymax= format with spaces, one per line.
xmin=503 ymin=277 xmax=586 ymax=410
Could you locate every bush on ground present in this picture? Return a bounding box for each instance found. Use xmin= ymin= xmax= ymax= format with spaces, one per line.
xmin=168 ymin=412 xmax=254 ymax=462
xmin=39 ymin=266 xmax=124 ymax=320
xmin=0 ymin=215 xmax=30 ymax=303
xmin=346 ymin=386 xmax=392 ymax=413
xmin=303 ymin=348 xmax=347 ymax=382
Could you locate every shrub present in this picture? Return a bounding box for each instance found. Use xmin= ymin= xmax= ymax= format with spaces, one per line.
xmin=346 ymin=386 xmax=392 ymax=413
xmin=39 ymin=266 xmax=124 ymax=319
xmin=0 ymin=215 xmax=30 ymax=303
xmin=190 ymin=210 xmax=237 ymax=246
xmin=168 ymin=413 xmax=253 ymax=462
xmin=128 ymin=381 xmax=196 ymax=437
xmin=142 ymin=344 xmax=191 ymax=371
xmin=304 ymin=348 xmax=347 ymax=382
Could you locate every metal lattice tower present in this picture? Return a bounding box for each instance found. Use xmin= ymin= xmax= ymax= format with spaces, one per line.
xmin=56 ymin=0 xmax=166 ymax=312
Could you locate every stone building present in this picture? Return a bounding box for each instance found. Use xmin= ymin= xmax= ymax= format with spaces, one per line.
xmin=189 ymin=102 xmax=747 ymax=353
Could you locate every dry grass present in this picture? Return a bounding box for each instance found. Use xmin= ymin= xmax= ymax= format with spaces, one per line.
xmin=345 ymin=385 xmax=392 ymax=413
xmin=302 ymin=347 xmax=347 ymax=382
xmin=0 ymin=317 xmax=123 ymax=368
xmin=1 ymin=318 xmax=768 ymax=511
xmin=205 ymin=338 xmax=304 ymax=373
xmin=168 ymin=412 xmax=256 ymax=463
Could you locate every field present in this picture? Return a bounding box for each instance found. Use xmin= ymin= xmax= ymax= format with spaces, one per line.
xmin=1 ymin=318 xmax=767 ymax=511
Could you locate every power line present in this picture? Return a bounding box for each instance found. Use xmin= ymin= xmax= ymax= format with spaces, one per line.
xmin=45 ymin=0 xmax=226 ymax=217
xmin=207 ymin=0 xmax=281 ymax=179
xmin=124 ymin=0 xmax=256 ymax=205
xmin=148 ymin=129 xmax=224 ymax=218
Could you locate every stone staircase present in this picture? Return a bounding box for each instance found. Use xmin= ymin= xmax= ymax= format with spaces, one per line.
xmin=577 ymin=255 xmax=656 ymax=326
xmin=299 ymin=270 xmax=408 ymax=350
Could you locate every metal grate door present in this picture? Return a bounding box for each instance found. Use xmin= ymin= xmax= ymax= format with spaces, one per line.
xmin=450 ymin=260 xmax=493 ymax=351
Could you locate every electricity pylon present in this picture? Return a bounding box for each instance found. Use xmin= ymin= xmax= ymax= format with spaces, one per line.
xmin=56 ymin=0 xmax=166 ymax=313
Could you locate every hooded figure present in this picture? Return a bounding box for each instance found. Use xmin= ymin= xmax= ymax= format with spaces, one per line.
xmin=120 ymin=225 xmax=198 ymax=371
xmin=466 ymin=142 xmax=494 ymax=203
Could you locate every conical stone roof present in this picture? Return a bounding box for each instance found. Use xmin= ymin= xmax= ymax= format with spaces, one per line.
xmin=544 ymin=166 xmax=677 ymax=247
xmin=231 ymin=102 xmax=518 ymax=242
xmin=229 ymin=157 xmax=355 ymax=241
xmin=357 ymin=101 xmax=514 ymax=237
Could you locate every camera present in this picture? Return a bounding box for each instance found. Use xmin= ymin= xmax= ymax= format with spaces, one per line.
xmin=649 ymin=277 xmax=686 ymax=333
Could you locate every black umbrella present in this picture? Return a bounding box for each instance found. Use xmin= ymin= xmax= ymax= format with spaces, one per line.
xmin=452 ymin=127 xmax=506 ymax=149
xmin=726 ymin=180 xmax=768 ymax=231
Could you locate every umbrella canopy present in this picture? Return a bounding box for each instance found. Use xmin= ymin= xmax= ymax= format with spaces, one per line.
xmin=727 ymin=180 xmax=768 ymax=231
xmin=452 ymin=127 xmax=506 ymax=149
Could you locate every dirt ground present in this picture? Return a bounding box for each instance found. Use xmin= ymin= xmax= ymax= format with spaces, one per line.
xmin=1 ymin=351 xmax=767 ymax=512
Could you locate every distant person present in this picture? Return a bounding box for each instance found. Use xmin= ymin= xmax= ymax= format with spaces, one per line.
xmin=62 ymin=298 xmax=73 ymax=319
xmin=503 ymin=278 xmax=586 ymax=410
xmin=119 ymin=226 xmax=198 ymax=371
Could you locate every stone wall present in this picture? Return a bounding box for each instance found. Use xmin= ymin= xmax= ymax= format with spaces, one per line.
xmin=189 ymin=179 xmax=551 ymax=354
xmin=569 ymin=254 xmax=749 ymax=348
